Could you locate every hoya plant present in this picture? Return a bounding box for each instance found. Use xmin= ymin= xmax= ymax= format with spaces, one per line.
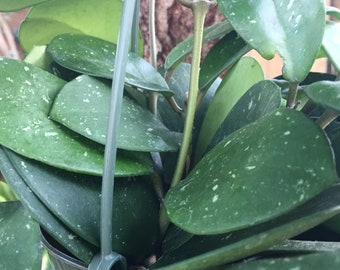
xmin=1 ymin=0 xmax=340 ymax=269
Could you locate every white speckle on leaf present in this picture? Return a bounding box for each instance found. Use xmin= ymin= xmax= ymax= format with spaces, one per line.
xmin=212 ymin=184 xmax=218 ymax=191
xmin=245 ymin=165 xmax=256 ymax=170
xmin=212 ymin=195 xmax=219 ymax=203
xmin=284 ymin=131 xmax=291 ymax=136
xmin=45 ymin=131 xmax=58 ymax=137
xmin=24 ymin=66 xmax=30 ymax=72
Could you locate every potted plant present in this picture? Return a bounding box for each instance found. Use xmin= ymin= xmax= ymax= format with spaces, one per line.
xmin=1 ymin=0 xmax=340 ymax=269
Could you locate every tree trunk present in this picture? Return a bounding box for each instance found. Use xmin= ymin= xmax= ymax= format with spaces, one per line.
xmin=139 ymin=0 xmax=224 ymax=65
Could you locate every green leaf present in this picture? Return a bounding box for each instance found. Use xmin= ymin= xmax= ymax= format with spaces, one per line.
xmin=0 ymin=147 xmax=97 ymax=264
xmin=165 ymin=108 xmax=337 ymax=235
xmin=199 ymin=31 xmax=251 ymax=91
xmin=225 ymin=250 xmax=340 ymax=270
xmin=0 ymin=201 xmax=41 ymax=270
xmin=153 ymin=183 xmax=340 ymax=270
xmin=18 ymin=0 xmax=125 ymax=53
xmin=50 ymin=75 xmax=181 ymax=152
xmin=0 ymin=58 xmax=153 ymax=176
xmin=0 ymin=0 xmax=48 ymax=11
xmin=194 ymin=57 xmax=264 ymax=163
xmin=47 ymin=33 xmax=172 ymax=95
xmin=165 ymin=21 xmax=233 ymax=71
xmin=322 ymin=21 xmax=340 ymax=73
xmin=4 ymin=148 xmax=160 ymax=257
xmin=208 ymin=80 xmax=282 ymax=151
xmin=326 ymin=6 xmax=340 ymax=20
xmin=217 ymin=0 xmax=325 ymax=82
xmin=304 ymin=81 xmax=340 ymax=112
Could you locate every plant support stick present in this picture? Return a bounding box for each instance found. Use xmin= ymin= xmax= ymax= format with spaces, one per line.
xmin=171 ymin=0 xmax=216 ymax=187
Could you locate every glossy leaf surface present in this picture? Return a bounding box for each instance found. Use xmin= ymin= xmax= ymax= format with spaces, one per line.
xmin=208 ymin=80 xmax=281 ymax=151
xmin=322 ymin=21 xmax=340 ymax=73
xmin=47 ymin=33 xmax=172 ymax=95
xmin=18 ymin=0 xmax=123 ymax=52
xmin=195 ymin=57 xmax=264 ymax=162
xmin=0 ymin=201 xmax=41 ymax=270
xmin=0 ymin=0 xmax=48 ymax=11
xmin=199 ymin=31 xmax=251 ymax=91
xmin=0 ymin=147 xmax=96 ymax=264
xmin=0 ymin=58 xmax=153 ymax=176
xmin=304 ymin=81 xmax=340 ymax=111
xmin=165 ymin=21 xmax=233 ymax=71
xmin=225 ymin=250 xmax=340 ymax=270
xmin=166 ymin=109 xmax=337 ymax=235
xmin=154 ymin=184 xmax=340 ymax=270
xmin=217 ymin=0 xmax=325 ymax=82
xmin=50 ymin=75 xmax=181 ymax=152
xmin=5 ymin=149 xmax=160 ymax=257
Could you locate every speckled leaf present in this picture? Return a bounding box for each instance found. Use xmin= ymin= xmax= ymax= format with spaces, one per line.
xmin=195 ymin=57 xmax=264 ymax=163
xmin=165 ymin=21 xmax=233 ymax=71
xmin=0 ymin=0 xmax=48 ymax=11
xmin=217 ymin=0 xmax=325 ymax=82
xmin=0 ymin=147 xmax=97 ymax=264
xmin=4 ymin=148 xmax=160 ymax=257
xmin=0 ymin=201 xmax=41 ymax=270
xmin=47 ymin=34 xmax=172 ymax=95
xmin=153 ymin=183 xmax=340 ymax=270
xmin=165 ymin=108 xmax=337 ymax=235
xmin=225 ymin=250 xmax=340 ymax=270
xmin=304 ymin=81 xmax=340 ymax=111
xmin=199 ymin=31 xmax=251 ymax=91
xmin=208 ymin=80 xmax=281 ymax=151
xmin=18 ymin=0 xmax=124 ymax=53
xmin=50 ymin=75 xmax=181 ymax=152
xmin=0 ymin=58 xmax=153 ymax=176
xmin=322 ymin=21 xmax=340 ymax=73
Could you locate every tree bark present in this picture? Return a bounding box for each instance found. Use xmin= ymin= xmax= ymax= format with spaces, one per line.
xmin=139 ymin=0 xmax=224 ymax=65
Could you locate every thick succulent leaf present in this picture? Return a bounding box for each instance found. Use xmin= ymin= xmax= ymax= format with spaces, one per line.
xmin=50 ymin=75 xmax=181 ymax=152
xmin=0 ymin=201 xmax=41 ymax=270
xmin=47 ymin=33 xmax=172 ymax=95
xmin=217 ymin=0 xmax=325 ymax=82
xmin=0 ymin=0 xmax=48 ymax=11
xmin=0 ymin=58 xmax=153 ymax=176
xmin=165 ymin=21 xmax=233 ymax=71
xmin=225 ymin=250 xmax=340 ymax=270
xmin=208 ymin=80 xmax=281 ymax=151
xmin=322 ymin=21 xmax=340 ymax=73
xmin=304 ymin=81 xmax=340 ymax=112
xmin=199 ymin=31 xmax=251 ymax=91
xmin=18 ymin=0 xmax=124 ymax=52
xmin=152 ymin=183 xmax=340 ymax=270
xmin=0 ymin=147 xmax=97 ymax=264
xmin=195 ymin=57 xmax=264 ymax=163
xmin=327 ymin=6 xmax=340 ymax=20
xmin=4 ymin=149 xmax=160 ymax=257
xmin=165 ymin=108 xmax=337 ymax=235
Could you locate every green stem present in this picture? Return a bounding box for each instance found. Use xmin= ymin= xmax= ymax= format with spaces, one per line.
xmin=315 ymin=108 xmax=340 ymax=129
xmin=286 ymin=82 xmax=299 ymax=109
xmin=170 ymin=1 xmax=211 ymax=187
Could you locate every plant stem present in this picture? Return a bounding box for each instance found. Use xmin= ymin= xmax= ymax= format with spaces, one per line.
xmin=286 ymin=82 xmax=299 ymax=109
xmin=315 ymin=108 xmax=340 ymax=129
xmin=170 ymin=1 xmax=212 ymax=187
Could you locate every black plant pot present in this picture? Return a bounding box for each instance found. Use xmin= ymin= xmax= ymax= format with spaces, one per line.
xmin=40 ymin=228 xmax=88 ymax=270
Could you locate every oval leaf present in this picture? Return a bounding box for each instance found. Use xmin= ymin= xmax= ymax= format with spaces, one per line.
xmin=217 ymin=0 xmax=325 ymax=82
xmin=0 ymin=201 xmax=41 ymax=270
xmin=195 ymin=57 xmax=264 ymax=163
xmin=154 ymin=183 xmax=340 ymax=269
xmin=0 ymin=58 xmax=153 ymax=176
xmin=5 ymin=148 xmax=160 ymax=257
xmin=18 ymin=0 xmax=124 ymax=52
xmin=47 ymin=33 xmax=172 ymax=95
xmin=50 ymin=75 xmax=181 ymax=152
xmin=304 ymin=80 xmax=340 ymax=112
xmin=208 ymin=80 xmax=282 ymax=151
xmin=322 ymin=21 xmax=340 ymax=73
xmin=165 ymin=108 xmax=337 ymax=235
